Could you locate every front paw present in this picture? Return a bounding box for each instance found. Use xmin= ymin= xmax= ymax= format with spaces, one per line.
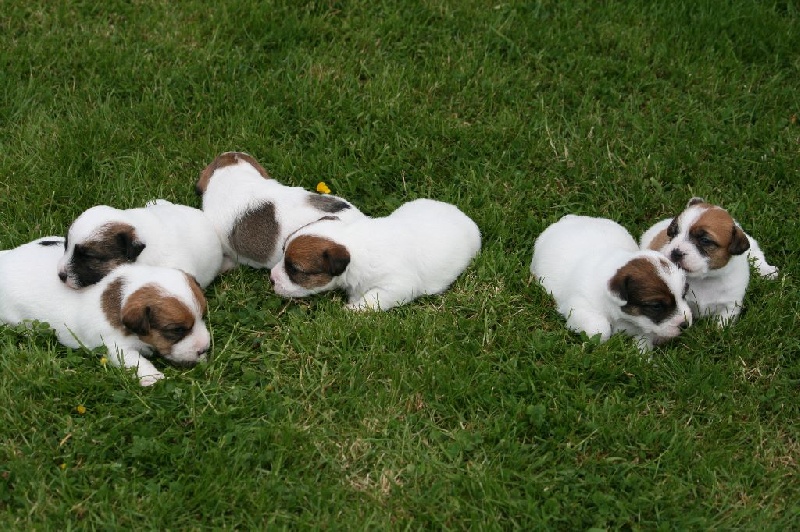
xmin=139 ymin=372 xmax=165 ymax=387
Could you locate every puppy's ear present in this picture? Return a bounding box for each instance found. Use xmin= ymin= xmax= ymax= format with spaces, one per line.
xmin=322 ymin=244 xmax=350 ymax=276
xmin=666 ymin=217 xmax=679 ymax=238
xmin=117 ymin=230 xmax=146 ymax=261
xmin=728 ymin=225 xmax=750 ymax=255
xmin=688 ymin=197 xmax=704 ymax=207
xmin=608 ymin=270 xmax=630 ymax=304
xmin=122 ymin=303 xmax=151 ymax=336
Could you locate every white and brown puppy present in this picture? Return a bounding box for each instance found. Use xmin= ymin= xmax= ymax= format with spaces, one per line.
xmin=195 ymin=151 xmax=367 ymax=270
xmin=531 ymin=215 xmax=692 ymax=351
xmin=58 ymin=199 xmax=224 ymax=289
xmin=640 ymin=197 xmax=778 ymax=326
xmin=270 ymin=198 xmax=481 ymax=310
xmin=0 ymin=237 xmax=211 ymax=386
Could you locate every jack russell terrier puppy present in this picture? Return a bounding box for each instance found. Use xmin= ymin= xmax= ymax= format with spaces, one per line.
xmin=640 ymin=197 xmax=779 ymax=326
xmin=0 ymin=237 xmax=211 ymax=386
xmin=531 ymin=215 xmax=692 ymax=350
xmin=270 ymin=198 xmax=481 ymax=310
xmin=58 ymin=199 xmax=224 ymax=289
xmin=195 ymin=151 xmax=366 ymax=270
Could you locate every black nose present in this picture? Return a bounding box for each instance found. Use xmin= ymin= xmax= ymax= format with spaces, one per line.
xmin=58 ymin=271 xmax=67 ymax=283
xmin=670 ymin=249 xmax=685 ymax=263
xmin=679 ymin=320 xmax=690 ymax=331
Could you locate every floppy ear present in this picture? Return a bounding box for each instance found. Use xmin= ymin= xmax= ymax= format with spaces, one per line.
xmin=117 ymin=230 xmax=146 ymax=261
xmin=728 ymin=225 xmax=750 ymax=255
xmin=608 ymin=270 xmax=630 ymax=304
xmin=688 ymin=197 xmax=704 ymax=207
xmin=122 ymin=303 xmax=151 ymax=336
xmin=322 ymin=245 xmax=350 ymax=276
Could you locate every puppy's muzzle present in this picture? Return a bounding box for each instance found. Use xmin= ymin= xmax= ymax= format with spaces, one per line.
xmin=58 ymin=271 xmax=68 ymax=283
xmin=670 ymin=249 xmax=685 ymax=265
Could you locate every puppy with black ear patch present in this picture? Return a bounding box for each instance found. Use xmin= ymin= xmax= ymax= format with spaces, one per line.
xmin=531 ymin=215 xmax=692 ymax=351
xmin=1 ymin=237 xmax=211 ymax=386
xmin=640 ymin=197 xmax=778 ymax=326
xmin=195 ymin=151 xmax=367 ymax=270
xmin=58 ymin=199 xmax=224 ymax=289
xmin=270 ymin=198 xmax=481 ymax=310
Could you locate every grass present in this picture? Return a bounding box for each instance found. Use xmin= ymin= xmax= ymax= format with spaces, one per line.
xmin=1 ymin=0 xmax=799 ymax=528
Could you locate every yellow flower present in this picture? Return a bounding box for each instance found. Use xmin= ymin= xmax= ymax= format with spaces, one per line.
xmin=316 ymin=181 xmax=331 ymax=194
xmin=100 ymin=357 xmax=108 ymax=367
xmin=59 ymin=463 xmax=66 ymax=470
xmin=76 ymin=405 xmax=86 ymax=415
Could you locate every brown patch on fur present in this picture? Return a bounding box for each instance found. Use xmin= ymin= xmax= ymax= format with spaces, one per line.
xmin=184 ymin=272 xmax=208 ymax=315
xmin=101 ymin=277 xmax=125 ymax=330
xmin=691 ymin=208 xmax=750 ymax=269
xmin=284 ymin=235 xmax=351 ymax=288
xmin=70 ymin=223 xmax=145 ymax=287
xmin=647 ymin=228 xmax=671 ymax=251
xmin=195 ymin=152 xmax=271 ymax=194
xmin=609 ymin=257 xmax=676 ymax=324
xmin=228 ymin=203 xmax=279 ymax=264
xmin=120 ymin=285 xmax=197 ymax=355
xmin=306 ymin=195 xmax=352 ymax=213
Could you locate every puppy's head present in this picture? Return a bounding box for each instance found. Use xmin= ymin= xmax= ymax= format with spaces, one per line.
xmin=270 ymin=234 xmax=350 ymax=298
xmin=103 ymin=268 xmax=210 ymax=367
xmin=195 ymin=151 xmax=271 ymax=196
xmin=58 ymin=206 xmax=146 ymax=289
xmin=609 ymin=253 xmax=692 ymax=345
xmin=649 ymin=198 xmax=750 ymax=276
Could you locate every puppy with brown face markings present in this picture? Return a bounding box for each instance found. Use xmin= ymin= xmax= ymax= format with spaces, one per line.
xmin=270 ymin=198 xmax=481 ymax=310
xmin=640 ymin=197 xmax=778 ymax=326
xmin=531 ymin=215 xmax=692 ymax=351
xmin=195 ymin=151 xmax=366 ymax=270
xmin=58 ymin=199 xmax=224 ymax=289
xmin=1 ymin=237 xmax=211 ymax=386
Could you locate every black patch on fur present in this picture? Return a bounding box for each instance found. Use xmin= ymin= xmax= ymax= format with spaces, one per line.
xmin=70 ymin=227 xmax=145 ymax=288
xmin=38 ymin=239 xmax=64 ymax=247
xmin=229 ymin=202 xmax=279 ymax=264
xmin=307 ymin=195 xmax=352 ymax=214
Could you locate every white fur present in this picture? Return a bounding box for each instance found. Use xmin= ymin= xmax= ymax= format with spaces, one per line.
xmin=640 ymin=206 xmax=778 ymax=326
xmin=58 ymin=199 xmax=224 ymax=288
xmin=531 ymin=215 xmax=692 ymax=350
xmin=271 ymin=198 xmax=481 ymax=310
xmin=199 ymin=159 xmax=366 ymax=269
xmin=0 ymin=237 xmax=211 ymax=386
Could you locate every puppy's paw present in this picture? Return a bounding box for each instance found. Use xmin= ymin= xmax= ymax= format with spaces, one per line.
xmin=759 ymin=264 xmax=779 ymax=280
xmin=220 ymin=256 xmax=238 ymax=273
xmin=144 ymin=198 xmax=172 ymax=208
xmin=139 ymin=372 xmax=165 ymax=387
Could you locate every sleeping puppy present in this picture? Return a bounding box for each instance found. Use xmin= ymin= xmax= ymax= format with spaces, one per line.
xmin=195 ymin=151 xmax=367 ymax=270
xmin=531 ymin=215 xmax=692 ymax=351
xmin=58 ymin=199 xmax=224 ymax=289
xmin=0 ymin=237 xmax=211 ymax=386
xmin=640 ymin=198 xmax=778 ymax=326
xmin=270 ymin=198 xmax=481 ymax=310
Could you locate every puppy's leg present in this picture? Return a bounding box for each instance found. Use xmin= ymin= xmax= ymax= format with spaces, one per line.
xmin=220 ymin=255 xmax=238 ymax=273
xmin=346 ymin=289 xmax=402 ymax=311
xmin=745 ymin=233 xmax=779 ymax=279
xmin=109 ymin=346 xmax=165 ymax=386
xmin=565 ymin=309 xmax=612 ymax=342
xmin=712 ymin=304 xmax=742 ymax=328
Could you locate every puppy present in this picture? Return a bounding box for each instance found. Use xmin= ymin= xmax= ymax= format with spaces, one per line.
xmin=196 ymin=152 xmax=366 ymax=270
xmin=58 ymin=199 xmax=224 ymax=289
xmin=270 ymin=198 xmax=481 ymax=310
xmin=0 ymin=237 xmax=211 ymax=386
xmin=531 ymin=215 xmax=692 ymax=350
xmin=640 ymin=198 xmax=778 ymax=326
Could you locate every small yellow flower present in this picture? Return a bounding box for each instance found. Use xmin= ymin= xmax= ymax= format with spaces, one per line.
xmin=316 ymin=181 xmax=331 ymax=194
xmin=76 ymin=405 xmax=86 ymax=415
xmin=99 ymin=357 xmax=108 ymax=367
xmin=59 ymin=463 xmax=67 ymax=470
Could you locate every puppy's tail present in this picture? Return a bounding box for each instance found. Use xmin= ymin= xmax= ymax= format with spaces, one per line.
xmin=745 ymin=233 xmax=779 ymax=279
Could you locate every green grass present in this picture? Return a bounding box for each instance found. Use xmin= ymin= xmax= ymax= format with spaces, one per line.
xmin=1 ymin=0 xmax=799 ymax=528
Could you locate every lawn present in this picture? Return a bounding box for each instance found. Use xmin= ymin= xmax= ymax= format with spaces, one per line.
xmin=1 ymin=0 xmax=799 ymax=528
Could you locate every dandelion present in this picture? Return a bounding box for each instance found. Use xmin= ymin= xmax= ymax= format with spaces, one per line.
xmin=316 ymin=181 xmax=331 ymax=194
xmin=76 ymin=405 xmax=86 ymax=415
xmin=59 ymin=463 xmax=66 ymax=470
xmin=100 ymin=356 xmax=108 ymax=367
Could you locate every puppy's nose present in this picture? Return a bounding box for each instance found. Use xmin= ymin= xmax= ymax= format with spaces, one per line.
xmin=670 ymin=249 xmax=685 ymax=263
xmin=58 ymin=271 xmax=67 ymax=283
xmin=679 ymin=320 xmax=690 ymax=331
